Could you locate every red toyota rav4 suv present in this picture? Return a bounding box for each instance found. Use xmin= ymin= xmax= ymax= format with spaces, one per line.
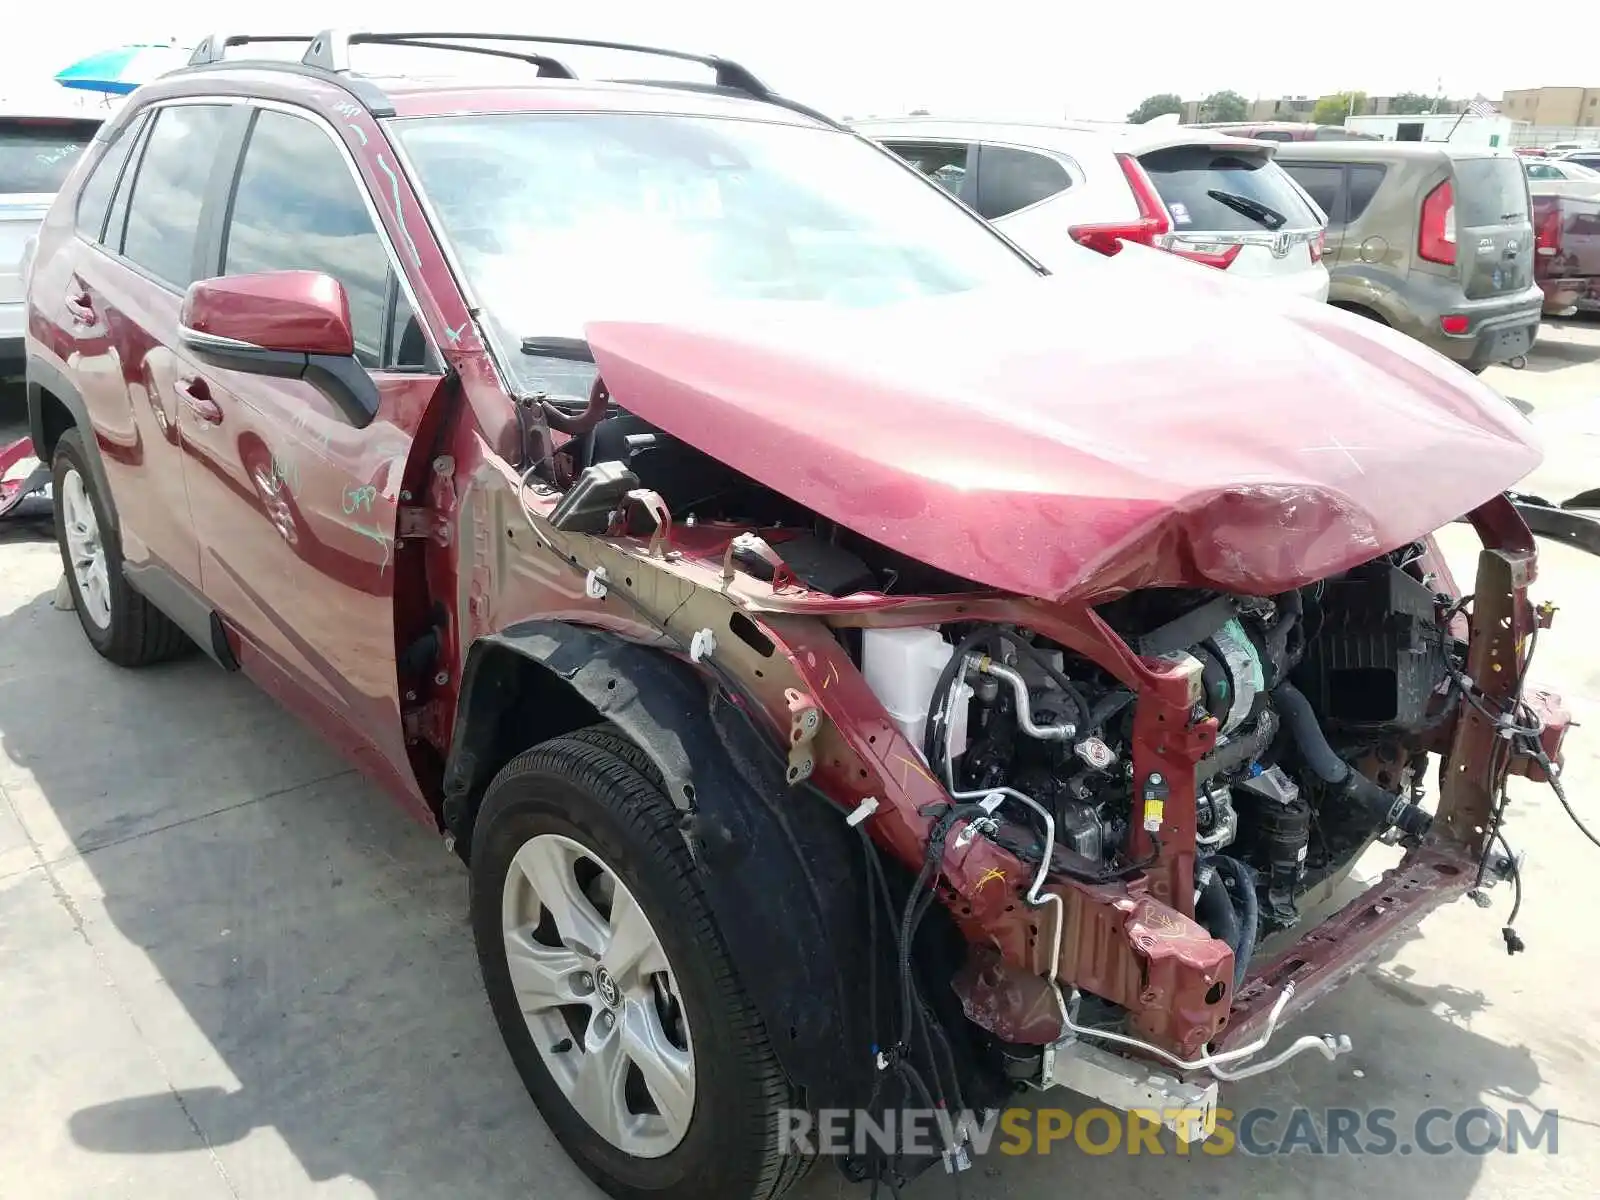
xmin=23 ymin=30 xmax=1573 ymax=1200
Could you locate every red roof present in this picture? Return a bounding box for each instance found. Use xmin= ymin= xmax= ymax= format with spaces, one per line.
xmin=138 ymin=66 xmax=822 ymax=126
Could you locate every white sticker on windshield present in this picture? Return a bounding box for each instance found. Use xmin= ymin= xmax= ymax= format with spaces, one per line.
xmin=1170 ymin=201 xmax=1192 ymax=225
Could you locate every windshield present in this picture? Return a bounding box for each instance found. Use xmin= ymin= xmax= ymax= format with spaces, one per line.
xmin=1139 ymin=144 xmax=1321 ymax=232
xmin=394 ymin=111 xmax=1037 ymax=397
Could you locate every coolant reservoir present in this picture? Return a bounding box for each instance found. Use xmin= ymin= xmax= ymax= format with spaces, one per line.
xmin=860 ymin=627 xmax=969 ymax=765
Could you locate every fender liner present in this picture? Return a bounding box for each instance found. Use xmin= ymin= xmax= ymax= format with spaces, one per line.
xmin=25 ymin=354 xmax=119 ymax=532
xmin=443 ymin=621 xmax=875 ymax=1108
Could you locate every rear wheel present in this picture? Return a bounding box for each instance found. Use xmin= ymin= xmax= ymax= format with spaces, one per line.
xmin=51 ymin=429 xmax=189 ymax=666
xmin=470 ymin=727 xmax=810 ymax=1200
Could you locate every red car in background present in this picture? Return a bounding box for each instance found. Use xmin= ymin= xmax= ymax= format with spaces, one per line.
xmin=1531 ymin=182 xmax=1600 ymax=314
xmin=21 ymin=30 xmax=1577 ymax=1200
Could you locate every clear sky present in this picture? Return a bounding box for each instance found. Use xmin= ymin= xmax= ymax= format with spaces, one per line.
xmin=3 ymin=0 xmax=1597 ymax=121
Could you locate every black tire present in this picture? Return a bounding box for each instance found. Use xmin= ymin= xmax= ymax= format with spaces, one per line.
xmin=1331 ymin=301 xmax=1389 ymax=326
xmin=52 ymin=429 xmax=189 ymax=667
xmin=471 ymin=727 xmax=811 ymax=1200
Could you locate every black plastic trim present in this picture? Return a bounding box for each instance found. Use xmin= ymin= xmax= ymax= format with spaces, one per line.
xmin=24 ymin=357 xmax=118 ymax=532
xmin=121 ymin=561 xmax=240 ymax=670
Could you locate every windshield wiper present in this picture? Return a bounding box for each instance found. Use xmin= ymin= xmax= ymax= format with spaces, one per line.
xmin=520 ymin=335 xmax=595 ymax=362
xmin=1206 ymin=189 xmax=1287 ymax=231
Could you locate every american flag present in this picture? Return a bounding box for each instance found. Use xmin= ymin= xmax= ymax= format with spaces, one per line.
xmin=1465 ymin=94 xmax=1498 ymax=118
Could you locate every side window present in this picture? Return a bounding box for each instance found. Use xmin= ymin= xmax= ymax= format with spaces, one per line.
xmin=975 ymin=146 xmax=1071 ymax=219
xmin=122 ymin=105 xmax=235 ymax=288
xmin=883 ymin=141 xmax=970 ymax=198
xmin=1525 ymin=162 xmax=1556 ymax=180
xmin=74 ymin=113 xmax=147 ymax=241
xmin=1345 ymin=165 xmax=1386 ymax=220
xmin=222 ymin=108 xmax=400 ymax=369
xmin=1282 ymin=164 xmax=1343 ymax=223
xmin=383 ymin=276 xmax=429 ymax=369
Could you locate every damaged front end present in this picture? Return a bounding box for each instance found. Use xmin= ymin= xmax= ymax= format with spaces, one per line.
xmin=476 ymin=454 xmax=1571 ymax=1166
xmin=451 ymin=292 xmax=1577 ymax=1179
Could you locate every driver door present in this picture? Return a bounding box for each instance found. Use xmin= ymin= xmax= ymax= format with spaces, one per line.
xmin=176 ymin=102 xmax=446 ymax=807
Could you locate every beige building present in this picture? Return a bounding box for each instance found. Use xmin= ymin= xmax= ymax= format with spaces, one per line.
xmin=1501 ymin=87 xmax=1600 ymax=127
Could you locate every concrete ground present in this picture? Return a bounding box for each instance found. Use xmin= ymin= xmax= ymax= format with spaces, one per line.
xmin=2 ymin=322 xmax=1599 ymax=1200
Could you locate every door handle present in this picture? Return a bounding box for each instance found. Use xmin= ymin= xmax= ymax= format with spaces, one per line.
xmin=63 ymin=287 xmax=95 ymax=325
xmin=178 ymin=377 xmax=223 ymax=425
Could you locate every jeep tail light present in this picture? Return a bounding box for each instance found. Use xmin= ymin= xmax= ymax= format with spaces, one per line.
xmin=1068 ymin=153 xmax=1172 ymax=257
xmin=1419 ymin=180 xmax=1456 ymax=265
xmin=1440 ymin=313 xmax=1470 ymax=335
xmin=1309 ymin=229 xmax=1326 ymax=263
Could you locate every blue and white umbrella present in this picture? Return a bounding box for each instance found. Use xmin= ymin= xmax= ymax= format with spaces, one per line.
xmin=54 ymin=44 xmax=192 ymax=96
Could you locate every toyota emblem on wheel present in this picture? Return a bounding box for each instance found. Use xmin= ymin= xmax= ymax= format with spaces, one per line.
xmin=595 ymin=966 xmax=621 ymax=1009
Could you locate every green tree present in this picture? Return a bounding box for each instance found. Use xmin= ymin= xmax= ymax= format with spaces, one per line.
xmin=1313 ymin=91 xmax=1367 ymax=125
xmin=1199 ymin=90 xmax=1249 ymax=122
xmin=1387 ymin=91 xmax=1435 ymax=115
xmin=1127 ymin=92 xmax=1183 ymax=124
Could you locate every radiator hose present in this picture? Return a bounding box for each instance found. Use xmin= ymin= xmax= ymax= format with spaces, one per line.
xmin=1273 ymin=681 xmax=1434 ymax=839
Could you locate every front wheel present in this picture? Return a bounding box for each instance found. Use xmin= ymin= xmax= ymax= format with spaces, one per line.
xmin=470 ymin=727 xmax=811 ymax=1200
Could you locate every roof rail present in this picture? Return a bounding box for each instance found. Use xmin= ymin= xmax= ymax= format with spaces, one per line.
xmin=183 ymin=30 xmax=843 ymax=129
xmin=299 ymin=31 xmax=774 ymax=98
xmin=187 ymin=33 xmax=317 ymax=67
xmin=184 ymin=33 xmax=397 ymax=116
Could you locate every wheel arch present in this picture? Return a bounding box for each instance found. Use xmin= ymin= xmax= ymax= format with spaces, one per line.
xmin=26 ymin=354 xmax=119 ymax=531
xmin=444 ymin=621 xmax=876 ymax=1109
xmin=1329 ymin=298 xmax=1391 ymax=325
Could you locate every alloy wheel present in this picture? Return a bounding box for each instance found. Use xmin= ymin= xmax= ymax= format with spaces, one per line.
xmin=501 ymin=833 xmax=695 ymax=1158
xmin=60 ymin=467 xmax=111 ymax=630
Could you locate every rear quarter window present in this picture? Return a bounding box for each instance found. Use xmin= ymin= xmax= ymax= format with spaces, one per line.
xmin=1140 ymin=145 xmax=1321 ymax=231
xmin=975 ymin=146 xmax=1071 ymax=219
xmin=1454 ymin=157 xmax=1530 ymax=225
xmin=0 ymin=119 xmax=100 ymax=194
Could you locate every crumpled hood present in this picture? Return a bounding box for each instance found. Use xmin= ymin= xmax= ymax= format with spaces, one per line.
xmin=585 ymin=252 xmax=1541 ymax=602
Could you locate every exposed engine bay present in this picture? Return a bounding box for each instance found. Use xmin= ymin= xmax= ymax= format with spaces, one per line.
xmin=858 ymin=541 xmax=1457 ymax=1003
xmin=498 ymin=357 xmax=1581 ymax=1187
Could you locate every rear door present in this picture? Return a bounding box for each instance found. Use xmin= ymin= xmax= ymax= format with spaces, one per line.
xmin=1453 ymin=155 xmax=1535 ymax=299
xmin=0 ymin=116 xmax=100 ymax=348
xmin=57 ymin=101 xmax=245 ymax=597
xmin=1137 ymin=142 xmax=1326 ymax=285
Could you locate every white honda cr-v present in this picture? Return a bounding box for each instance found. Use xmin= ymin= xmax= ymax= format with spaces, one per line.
xmin=855 ymin=115 xmax=1331 ymax=302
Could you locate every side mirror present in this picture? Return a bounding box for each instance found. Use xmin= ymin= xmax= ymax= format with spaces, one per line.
xmin=178 ymin=271 xmax=380 ymax=428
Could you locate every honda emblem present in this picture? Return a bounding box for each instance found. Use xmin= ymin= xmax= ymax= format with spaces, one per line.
xmin=1270 ymin=233 xmax=1292 ymax=258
